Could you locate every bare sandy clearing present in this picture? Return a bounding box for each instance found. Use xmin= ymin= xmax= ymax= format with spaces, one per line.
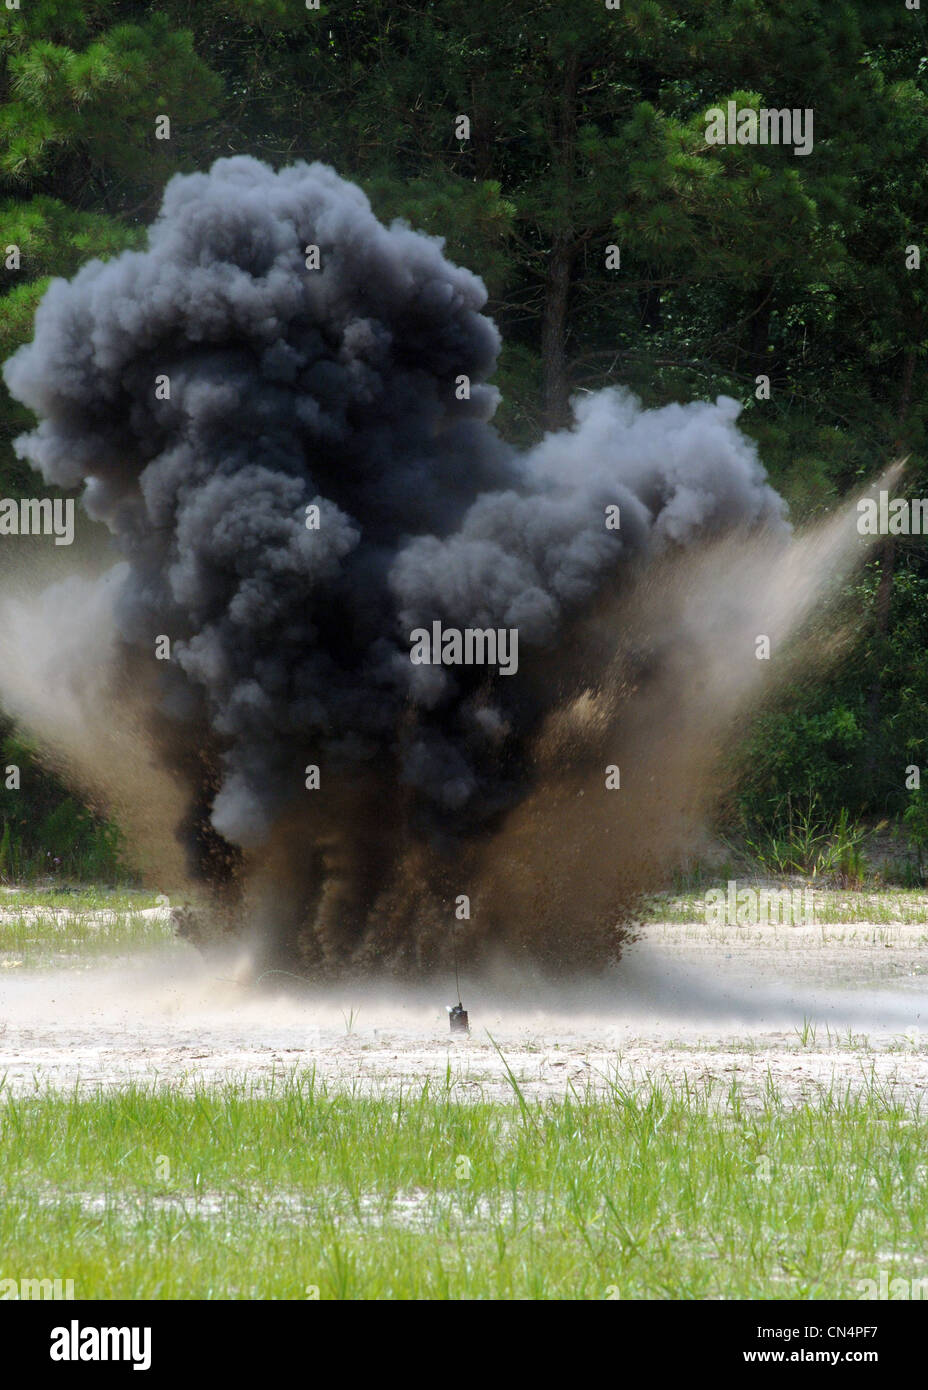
xmin=0 ymin=917 xmax=926 ymax=1106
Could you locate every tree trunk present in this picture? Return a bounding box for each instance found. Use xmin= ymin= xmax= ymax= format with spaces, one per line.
xmin=541 ymin=236 xmax=574 ymax=429
xmin=748 ymin=281 xmax=774 ymax=378
xmin=469 ymin=77 xmax=495 ymax=182
xmin=733 ymin=278 xmax=774 ymax=380
xmin=865 ymin=329 xmax=920 ymax=781
xmin=638 ymin=276 xmax=663 ymax=332
xmin=540 ymin=52 xmax=579 ymax=432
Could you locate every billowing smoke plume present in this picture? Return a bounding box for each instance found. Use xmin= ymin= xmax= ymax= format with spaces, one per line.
xmin=3 ymin=156 xmax=790 ymax=973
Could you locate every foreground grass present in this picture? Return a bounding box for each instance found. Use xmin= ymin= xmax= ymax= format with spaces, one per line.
xmin=0 ymin=1073 xmax=925 ymax=1299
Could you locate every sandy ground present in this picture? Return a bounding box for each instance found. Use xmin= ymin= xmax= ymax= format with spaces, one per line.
xmin=1 ymin=913 xmax=927 ymax=1108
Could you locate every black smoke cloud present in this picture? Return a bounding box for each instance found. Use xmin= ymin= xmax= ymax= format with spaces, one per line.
xmin=3 ymin=156 xmax=787 ymax=969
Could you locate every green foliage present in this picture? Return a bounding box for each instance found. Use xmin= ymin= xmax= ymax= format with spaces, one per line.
xmin=736 ymin=698 xmax=868 ymax=826
xmin=902 ymin=788 xmax=928 ymax=879
xmin=741 ymin=791 xmax=873 ymax=885
xmin=0 ymin=10 xmax=221 ymax=204
xmin=0 ymin=729 xmax=132 ymax=883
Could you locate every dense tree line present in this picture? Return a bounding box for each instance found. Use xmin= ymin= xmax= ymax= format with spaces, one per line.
xmin=1 ymin=0 xmax=927 ymax=878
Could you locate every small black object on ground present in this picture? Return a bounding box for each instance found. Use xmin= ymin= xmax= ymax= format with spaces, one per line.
xmin=448 ymin=1002 xmax=469 ymax=1035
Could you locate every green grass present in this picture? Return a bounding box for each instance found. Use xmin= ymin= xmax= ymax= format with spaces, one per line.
xmin=0 ymin=887 xmax=174 ymax=967
xmin=0 ymin=1073 xmax=925 ymax=1299
xmin=643 ymin=884 xmax=928 ymax=928
xmin=0 ymin=887 xmax=162 ymax=911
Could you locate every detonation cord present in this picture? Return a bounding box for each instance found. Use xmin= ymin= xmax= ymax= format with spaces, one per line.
xmin=215 ymin=968 xmax=315 ymax=987
xmin=253 ymin=968 xmax=315 ymax=986
xmin=451 ymin=916 xmax=462 ymax=1008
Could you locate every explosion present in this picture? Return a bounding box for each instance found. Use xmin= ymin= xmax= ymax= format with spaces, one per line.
xmin=2 ymin=156 xmax=819 ymax=976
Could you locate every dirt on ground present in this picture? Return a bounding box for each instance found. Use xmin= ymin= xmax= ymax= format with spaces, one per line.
xmin=1 ymin=915 xmax=927 ymax=1108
